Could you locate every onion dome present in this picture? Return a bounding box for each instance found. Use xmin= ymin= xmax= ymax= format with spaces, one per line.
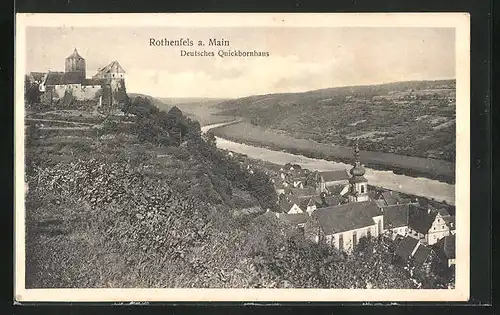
xmin=349 ymin=140 xmax=366 ymax=177
xmin=350 ymin=162 xmax=365 ymax=177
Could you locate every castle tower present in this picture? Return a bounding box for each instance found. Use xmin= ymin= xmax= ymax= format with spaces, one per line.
xmin=65 ymin=48 xmax=86 ymax=78
xmin=92 ymin=61 xmax=127 ymax=112
xmin=348 ymin=140 xmax=369 ymax=203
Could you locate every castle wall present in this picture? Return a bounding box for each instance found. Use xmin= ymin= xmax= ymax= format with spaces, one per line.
xmin=41 ymin=84 xmax=103 ymax=103
xmin=73 ymin=85 xmax=102 ymax=100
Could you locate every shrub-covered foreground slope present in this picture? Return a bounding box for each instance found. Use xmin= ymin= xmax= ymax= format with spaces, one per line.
xmin=24 ymin=100 xmax=449 ymax=289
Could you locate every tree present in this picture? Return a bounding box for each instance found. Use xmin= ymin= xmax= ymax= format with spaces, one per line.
xmin=25 ymin=76 xmax=41 ymax=105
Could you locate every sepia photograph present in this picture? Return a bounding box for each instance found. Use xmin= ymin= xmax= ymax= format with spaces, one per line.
xmin=15 ymin=13 xmax=470 ymax=302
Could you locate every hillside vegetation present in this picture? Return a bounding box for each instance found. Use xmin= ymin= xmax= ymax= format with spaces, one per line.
xmin=217 ymin=80 xmax=456 ymax=162
xmin=24 ymin=96 xmax=448 ymax=289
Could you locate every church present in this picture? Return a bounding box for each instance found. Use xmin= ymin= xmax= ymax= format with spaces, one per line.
xmin=35 ymin=49 xmax=128 ymax=111
xmin=304 ymin=142 xmax=385 ymax=252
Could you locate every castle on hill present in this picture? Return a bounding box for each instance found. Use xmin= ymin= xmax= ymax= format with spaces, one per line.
xmin=29 ymin=49 xmax=128 ymax=112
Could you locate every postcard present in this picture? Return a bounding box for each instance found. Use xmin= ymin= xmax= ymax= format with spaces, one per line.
xmin=15 ymin=12 xmax=470 ymax=302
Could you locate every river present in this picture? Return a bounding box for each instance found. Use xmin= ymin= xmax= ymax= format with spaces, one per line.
xmin=201 ymin=122 xmax=455 ymax=205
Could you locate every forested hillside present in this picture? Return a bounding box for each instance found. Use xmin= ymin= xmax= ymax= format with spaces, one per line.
xmin=25 ymin=97 xmax=450 ymax=289
xmin=217 ymin=80 xmax=456 ymax=162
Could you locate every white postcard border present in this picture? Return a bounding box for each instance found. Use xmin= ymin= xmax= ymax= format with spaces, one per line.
xmin=14 ymin=12 xmax=470 ymax=302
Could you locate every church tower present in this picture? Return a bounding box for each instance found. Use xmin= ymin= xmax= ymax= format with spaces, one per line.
xmin=348 ymin=141 xmax=369 ymax=203
xmin=65 ymin=48 xmax=86 ymax=79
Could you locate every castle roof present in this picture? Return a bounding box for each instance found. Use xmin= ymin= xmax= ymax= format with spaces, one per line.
xmin=44 ymin=71 xmax=84 ymax=85
xmin=66 ymin=48 xmax=84 ymax=60
xmin=83 ymin=78 xmax=106 ymax=86
xmin=312 ymin=200 xmax=381 ymax=235
xmin=95 ymin=61 xmax=126 ymax=76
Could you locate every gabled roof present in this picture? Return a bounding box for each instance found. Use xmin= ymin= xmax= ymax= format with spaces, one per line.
xmin=312 ymin=200 xmax=382 ymax=235
xmin=442 ymin=216 xmax=455 ymax=230
xmin=412 ymin=244 xmax=433 ymax=267
xmin=318 ymin=170 xmax=350 ymax=182
xmin=408 ymin=204 xmax=436 ymax=234
xmin=437 ymin=208 xmax=451 ymax=217
xmin=276 ymin=213 xmax=308 ymax=225
xmin=322 ymin=195 xmax=341 ymax=207
xmin=94 ymin=61 xmax=126 ymax=76
xmin=278 ymin=195 xmax=302 ymax=213
xmin=381 ymin=191 xmax=403 ymax=206
xmin=395 ymin=236 xmax=419 ymax=261
xmin=384 ymin=204 xmax=410 ymax=229
xmin=327 ymin=184 xmax=346 ymax=195
xmin=289 ymin=187 xmax=317 ymax=198
xmin=299 ymin=196 xmax=321 ymax=209
xmin=433 ymin=234 xmax=455 ymax=260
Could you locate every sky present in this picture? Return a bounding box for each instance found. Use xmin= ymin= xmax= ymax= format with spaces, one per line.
xmin=25 ymin=27 xmax=455 ymax=98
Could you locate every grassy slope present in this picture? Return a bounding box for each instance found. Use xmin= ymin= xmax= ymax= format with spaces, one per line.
xmin=215 ymin=80 xmax=456 ymax=162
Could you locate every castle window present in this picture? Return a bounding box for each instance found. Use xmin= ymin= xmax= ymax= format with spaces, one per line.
xmin=361 ymin=185 xmax=365 ymax=193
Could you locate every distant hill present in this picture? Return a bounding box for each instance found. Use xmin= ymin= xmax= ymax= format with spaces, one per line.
xmin=216 ymin=80 xmax=456 ymax=112
xmin=215 ymin=79 xmax=456 ymax=162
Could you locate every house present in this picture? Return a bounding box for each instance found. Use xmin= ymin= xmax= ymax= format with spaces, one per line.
xmin=394 ymin=235 xmax=434 ymax=272
xmin=299 ymin=196 xmax=322 ymax=215
xmin=274 ymin=181 xmax=291 ymax=196
xmin=305 ymin=200 xmax=384 ymax=253
xmin=411 ymin=244 xmax=434 ymax=273
xmin=383 ymin=204 xmax=411 ymax=239
xmin=407 ymin=205 xmax=437 ymax=244
xmin=278 ymin=196 xmax=303 ymax=214
xmin=427 ymin=208 xmax=455 ymax=245
xmin=407 ymin=205 xmax=455 ymax=245
xmin=292 ymin=176 xmax=306 ymax=188
xmin=326 ymin=184 xmax=349 ymax=196
xmin=433 ymin=234 xmax=456 ymax=267
xmin=315 ymin=169 xmax=350 ymax=193
xmin=394 ymin=235 xmax=420 ymax=263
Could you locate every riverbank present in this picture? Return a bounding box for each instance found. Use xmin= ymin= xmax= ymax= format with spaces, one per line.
xmin=210 ymin=121 xmax=455 ymax=185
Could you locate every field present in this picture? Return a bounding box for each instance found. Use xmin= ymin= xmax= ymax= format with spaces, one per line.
xmin=216 ymin=80 xmax=456 ymax=162
xmin=211 ymin=121 xmax=455 ymax=184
